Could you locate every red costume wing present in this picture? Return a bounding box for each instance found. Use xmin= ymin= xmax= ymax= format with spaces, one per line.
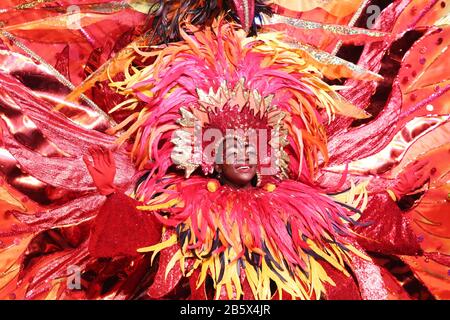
xmin=0 ymin=1 xmax=148 ymax=87
xmin=309 ymin=1 xmax=450 ymax=298
xmin=266 ymin=1 xmax=449 ymax=299
xmin=0 ymin=59 xmax=142 ymax=299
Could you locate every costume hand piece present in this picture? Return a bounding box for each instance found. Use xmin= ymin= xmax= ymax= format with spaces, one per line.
xmin=83 ymin=146 xmax=117 ymax=196
xmin=390 ymin=160 xmax=430 ymax=200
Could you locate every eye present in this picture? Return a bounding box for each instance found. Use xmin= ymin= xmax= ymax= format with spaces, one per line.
xmin=246 ymin=144 xmax=257 ymax=155
xmin=247 ymin=150 xmax=256 ymax=156
xmin=225 ymin=148 xmax=238 ymax=156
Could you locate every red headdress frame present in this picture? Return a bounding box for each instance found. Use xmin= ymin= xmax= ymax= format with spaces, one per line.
xmin=171 ymin=79 xmax=289 ymax=180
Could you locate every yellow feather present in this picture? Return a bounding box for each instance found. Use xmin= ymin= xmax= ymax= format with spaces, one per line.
xmin=244 ymin=265 xmax=260 ymax=298
xmin=306 ymin=239 xmax=348 ymax=275
xmin=137 ymin=233 xmax=176 ymax=255
xmin=137 ymin=198 xmax=180 ymax=211
xmin=165 ymin=250 xmax=182 ymax=280
xmin=346 ymin=244 xmax=371 ymax=260
xmin=197 ymin=258 xmax=212 ymax=289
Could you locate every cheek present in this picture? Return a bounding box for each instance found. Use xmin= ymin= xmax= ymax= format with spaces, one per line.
xmin=223 ymin=165 xmax=238 ymax=179
xmin=247 ymin=168 xmax=257 ymax=181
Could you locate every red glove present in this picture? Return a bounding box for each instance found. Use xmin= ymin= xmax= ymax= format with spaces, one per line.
xmin=83 ymin=146 xmax=117 ymax=196
xmin=389 ymin=160 xmax=430 ymax=201
xmin=83 ymin=146 xmax=163 ymax=258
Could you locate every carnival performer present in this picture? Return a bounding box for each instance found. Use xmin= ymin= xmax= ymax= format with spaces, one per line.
xmin=0 ymin=1 xmax=448 ymax=300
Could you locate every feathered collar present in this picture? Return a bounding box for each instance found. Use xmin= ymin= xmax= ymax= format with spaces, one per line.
xmin=137 ymin=177 xmax=368 ymax=299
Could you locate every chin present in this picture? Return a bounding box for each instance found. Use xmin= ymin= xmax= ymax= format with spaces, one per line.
xmin=233 ymin=175 xmax=256 ymax=186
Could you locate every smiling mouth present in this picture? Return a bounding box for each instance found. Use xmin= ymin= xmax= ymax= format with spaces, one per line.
xmin=236 ymin=165 xmax=252 ymax=172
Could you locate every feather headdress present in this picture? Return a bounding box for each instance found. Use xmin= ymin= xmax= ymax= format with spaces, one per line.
xmin=110 ymin=18 xmax=370 ymax=186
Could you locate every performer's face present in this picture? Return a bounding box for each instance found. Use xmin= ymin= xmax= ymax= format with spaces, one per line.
xmin=216 ymin=136 xmax=257 ymax=187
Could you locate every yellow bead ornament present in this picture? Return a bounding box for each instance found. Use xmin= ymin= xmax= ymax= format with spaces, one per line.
xmin=263 ymin=183 xmax=276 ymax=192
xmin=207 ymin=180 xmax=220 ymax=192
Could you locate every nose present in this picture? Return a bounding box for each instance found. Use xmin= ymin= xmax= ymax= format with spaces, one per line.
xmin=231 ymin=0 xmax=255 ymax=32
